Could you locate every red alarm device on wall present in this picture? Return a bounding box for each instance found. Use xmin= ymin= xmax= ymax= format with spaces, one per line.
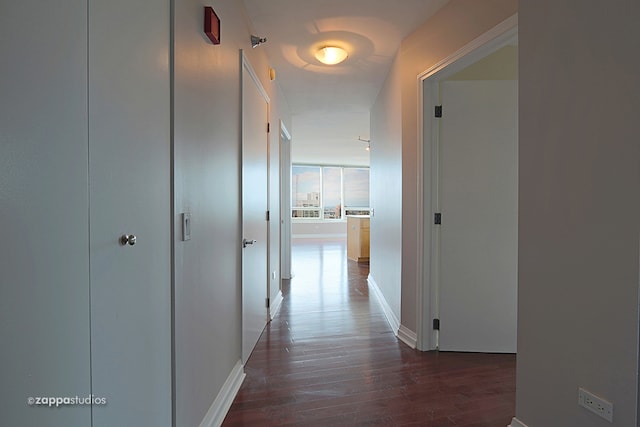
xmin=204 ymin=6 xmax=220 ymax=45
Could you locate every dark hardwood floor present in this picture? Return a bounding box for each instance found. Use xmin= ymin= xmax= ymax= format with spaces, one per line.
xmin=222 ymin=238 xmax=516 ymax=427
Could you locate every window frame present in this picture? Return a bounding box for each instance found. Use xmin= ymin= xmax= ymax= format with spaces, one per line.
xmin=291 ymin=164 xmax=369 ymax=222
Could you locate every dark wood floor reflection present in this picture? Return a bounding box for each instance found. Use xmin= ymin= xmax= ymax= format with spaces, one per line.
xmin=222 ymin=238 xmax=516 ymax=427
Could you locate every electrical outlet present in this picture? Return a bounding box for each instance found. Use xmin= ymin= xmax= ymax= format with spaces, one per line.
xmin=578 ymin=387 xmax=613 ymax=422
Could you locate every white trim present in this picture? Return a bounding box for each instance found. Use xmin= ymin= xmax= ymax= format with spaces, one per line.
xmin=415 ymin=13 xmax=518 ymax=352
xmin=198 ymin=360 xmax=246 ymax=427
xmin=367 ymin=275 xmax=400 ymax=334
xmin=241 ymin=50 xmax=270 ymax=104
xmin=279 ymin=121 xmax=293 ymax=280
xmin=508 ymin=417 xmax=529 ymax=427
xmin=270 ymin=290 xmax=283 ymax=320
xmin=637 ymin=233 xmax=640 ymax=424
xmin=280 ymin=120 xmax=291 ymax=140
xmin=292 ymin=234 xmax=347 ymax=239
xmin=416 ymin=14 xmax=519 ymax=81
xmin=397 ymin=325 xmax=417 ymax=349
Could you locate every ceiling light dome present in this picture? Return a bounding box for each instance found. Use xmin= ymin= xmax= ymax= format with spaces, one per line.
xmin=315 ymin=46 xmax=348 ymax=65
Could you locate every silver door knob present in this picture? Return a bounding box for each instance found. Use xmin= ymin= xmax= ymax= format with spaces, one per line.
xmin=242 ymin=238 xmax=256 ymax=248
xmin=120 ymin=234 xmax=137 ymax=246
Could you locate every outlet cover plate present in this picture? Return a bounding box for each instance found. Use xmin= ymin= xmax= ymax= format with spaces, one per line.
xmin=578 ymin=387 xmax=613 ymax=422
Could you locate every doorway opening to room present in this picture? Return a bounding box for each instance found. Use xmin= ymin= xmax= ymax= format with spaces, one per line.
xmin=416 ymin=16 xmax=518 ymax=353
xmin=277 ymin=110 xmax=373 ymax=338
xmin=288 ymin=163 xmax=371 ymax=289
xmin=279 ymin=110 xmax=371 ymax=280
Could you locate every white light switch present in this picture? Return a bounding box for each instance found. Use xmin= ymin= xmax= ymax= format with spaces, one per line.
xmin=182 ymin=213 xmax=191 ymax=241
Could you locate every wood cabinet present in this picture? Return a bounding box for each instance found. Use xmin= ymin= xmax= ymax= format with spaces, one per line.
xmin=347 ymin=216 xmax=370 ymax=262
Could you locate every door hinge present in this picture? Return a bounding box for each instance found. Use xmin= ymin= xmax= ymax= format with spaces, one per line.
xmin=434 ymin=105 xmax=443 ymax=118
xmin=266 ymin=297 xmax=270 ymax=308
xmin=434 ymin=213 xmax=442 ymax=225
xmin=433 ymin=318 xmax=440 ymax=331
xmin=266 ymin=210 xmax=270 ymax=221
xmin=267 ymin=122 xmax=270 ymax=133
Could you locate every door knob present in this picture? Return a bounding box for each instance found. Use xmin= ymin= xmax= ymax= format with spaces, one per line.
xmin=242 ymin=238 xmax=256 ymax=248
xmin=120 ymin=234 xmax=137 ymax=246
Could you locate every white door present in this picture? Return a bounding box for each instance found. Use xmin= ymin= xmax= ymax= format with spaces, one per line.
xmin=242 ymin=54 xmax=269 ymax=363
xmin=0 ymin=3 xmax=91 ymax=426
xmin=438 ymin=80 xmax=518 ymax=353
xmin=88 ymin=0 xmax=172 ymax=425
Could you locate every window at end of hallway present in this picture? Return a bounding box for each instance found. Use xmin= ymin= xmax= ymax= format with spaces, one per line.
xmin=291 ymin=165 xmax=369 ymax=220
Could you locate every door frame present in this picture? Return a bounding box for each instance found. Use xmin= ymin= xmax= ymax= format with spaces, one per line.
xmin=415 ymin=14 xmax=518 ymax=351
xmin=279 ymin=122 xmax=293 ymax=282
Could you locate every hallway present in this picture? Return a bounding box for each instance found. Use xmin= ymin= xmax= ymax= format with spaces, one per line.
xmin=223 ymin=238 xmax=516 ymax=426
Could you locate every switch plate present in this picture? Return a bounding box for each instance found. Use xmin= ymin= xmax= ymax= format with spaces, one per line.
xmin=182 ymin=213 xmax=191 ymax=241
xmin=578 ymin=387 xmax=613 ymax=422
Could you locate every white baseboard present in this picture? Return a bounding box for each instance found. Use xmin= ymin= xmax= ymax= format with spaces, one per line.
xmin=199 ymin=360 xmax=246 ymax=427
xmin=367 ymin=275 xmax=400 ymax=334
xmin=270 ymin=290 xmax=283 ymax=320
xmin=397 ymin=325 xmax=417 ymax=349
xmin=509 ymin=417 xmax=529 ymax=427
xmin=292 ymin=234 xmax=347 ymax=239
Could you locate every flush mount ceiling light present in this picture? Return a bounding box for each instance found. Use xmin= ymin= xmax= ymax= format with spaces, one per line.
xmin=315 ymin=46 xmax=348 ymax=65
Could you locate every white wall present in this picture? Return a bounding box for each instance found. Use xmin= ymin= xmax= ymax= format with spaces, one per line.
xmin=447 ymin=45 xmax=517 ymax=81
xmin=370 ymin=51 xmax=403 ymax=323
xmin=173 ymin=1 xmax=290 ymax=426
xmin=172 ymin=2 xmax=241 ymax=424
xmin=516 ymin=1 xmax=640 ymax=425
xmin=292 ymin=221 xmax=347 ymax=238
xmin=291 ymin=112 xmax=371 ymax=167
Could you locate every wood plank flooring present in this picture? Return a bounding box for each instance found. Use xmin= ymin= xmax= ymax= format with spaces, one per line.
xmin=222 ymin=238 xmax=516 ymax=427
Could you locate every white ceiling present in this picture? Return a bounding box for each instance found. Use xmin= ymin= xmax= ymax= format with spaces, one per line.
xmin=242 ymin=0 xmax=450 ymax=166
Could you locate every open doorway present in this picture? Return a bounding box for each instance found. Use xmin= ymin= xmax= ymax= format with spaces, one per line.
xmin=416 ymin=16 xmax=518 ymax=352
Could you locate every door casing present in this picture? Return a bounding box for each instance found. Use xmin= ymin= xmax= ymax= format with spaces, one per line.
xmin=280 ymin=123 xmax=293 ymax=281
